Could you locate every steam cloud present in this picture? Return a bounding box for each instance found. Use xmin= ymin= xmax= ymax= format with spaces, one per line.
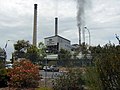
xmin=77 ymin=0 xmax=86 ymax=27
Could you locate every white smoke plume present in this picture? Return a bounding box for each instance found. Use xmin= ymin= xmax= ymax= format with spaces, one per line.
xmin=77 ymin=0 xmax=86 ymax=27
xmin=76 ymin=0 xmax=89 ymax=44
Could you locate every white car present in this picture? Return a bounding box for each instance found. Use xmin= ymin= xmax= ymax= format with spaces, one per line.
xmin=43 ymin=66 xmax=51 ymax=71
xmin=50 ymin=65 xmax=59 ymax=72
xmin=5 ymin=64 xmax=13 ymax=69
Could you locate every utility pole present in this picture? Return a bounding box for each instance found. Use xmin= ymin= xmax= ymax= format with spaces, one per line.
xmin=115 ymin=34 xmax=120 ymax=44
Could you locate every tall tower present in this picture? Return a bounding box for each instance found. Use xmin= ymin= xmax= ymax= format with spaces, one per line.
xmin=82 ymin=27 xmax=85 ymax=43
xmin=78 ymin=26 xmax=81 ymax=45
xmin=33 ymin=4 xmax=37 ymax=46
xmin=55 ymin=17 xmax=58 ymax=36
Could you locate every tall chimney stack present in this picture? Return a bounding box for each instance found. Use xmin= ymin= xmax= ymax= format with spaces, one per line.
xmin=78 ymin=26 xmax=81 ymax=45
xmin=33 ymin=4 xmax=37 ymax=46
xmin=55 ymin=17 xmax=58 ymax=36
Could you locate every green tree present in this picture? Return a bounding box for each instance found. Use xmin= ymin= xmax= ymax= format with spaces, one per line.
xmin=26 ymin=45 xmax=40 ymax=63
xmin=85 ymin=67 xmax=102 ymax=90
xmin=13 ymin=40 xmax=30 ymax=60
xmin=73 ymin=43 xmax=89 ymax=59
xmin=94 ymin=44 xmax=120 ymax=89
xmin=53 ymin=68 xmax=84 ymax=90
xmin=38 ymin=42 xmax=46 ymax=59
xmin=0 ymin=48 xmax=6 ymax=64
xmin=58 ymin=49 xmax=71 ymax=60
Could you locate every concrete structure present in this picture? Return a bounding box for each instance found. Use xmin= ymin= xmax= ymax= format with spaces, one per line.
xmin=44 ymin=35 xmax=71 ymax=54
xmin=33 ymin=4 xmax=37 ymax=46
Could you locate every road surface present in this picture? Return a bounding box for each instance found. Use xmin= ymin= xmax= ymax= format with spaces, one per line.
xmin=40 ymin=70 xmax=63 ymax=79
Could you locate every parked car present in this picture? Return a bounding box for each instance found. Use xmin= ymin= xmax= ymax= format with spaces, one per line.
xmin=50 ymin=65 xmax=59 ymax=72
xmin=43 ymin=65 xmax=59 ymax=72
xmin=43 ymin=66 xmax=51 ymax=71
xmin=5 ymin=64 xmax=13 ymax=69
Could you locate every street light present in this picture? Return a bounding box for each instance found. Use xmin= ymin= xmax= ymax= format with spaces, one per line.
xmin=84 ymin=27 xmax=91 ymax=47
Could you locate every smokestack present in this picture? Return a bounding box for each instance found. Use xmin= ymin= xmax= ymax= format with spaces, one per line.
xmin=78 ymin=26 xmax=81 ymax=45
xmin=33 ymin=4 xmax=37 ymax=46
xmin=82 ymin=27 xmax=85 ymax=43
xmin=55 ymin=17 xmax=58 ymax=36
xmin=77 ymin=0 xmax=86 ymax=45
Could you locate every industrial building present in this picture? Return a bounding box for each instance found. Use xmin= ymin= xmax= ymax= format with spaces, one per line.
xmin=44 ymin=35 xmax=71 ymax=54
xmin=44 ymin=17 xmax=72 ymax=54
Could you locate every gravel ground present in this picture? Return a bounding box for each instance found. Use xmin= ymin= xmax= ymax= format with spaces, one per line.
xmin=0 ymin=87 xmax=35 ymax=90
xmin=0 ymin=79 xmax=52 ymax=90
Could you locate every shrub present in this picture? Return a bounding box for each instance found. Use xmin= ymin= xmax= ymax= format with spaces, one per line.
xmin=0 ymin=61 xmax=9 ymax=87
xmin=84 ymin=67 xmax=102 ymax=90
xmin=52 ymin=68 xmax=84 ymax=90
xmin=0 ymin=68 xmax=9 ymax=87
xmin=8 ymin=59 xmax=40 ymax=88
xmin=93 ymin=44 xmax=120 ymax=89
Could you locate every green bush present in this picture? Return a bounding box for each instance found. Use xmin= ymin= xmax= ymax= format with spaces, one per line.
xmin=84 ymin=67 xmax=102 ymax=90
xmin=0 ymin=68 xmax=9 ymax=87
xmin=8 ymin=59 xmax=40 ymax=88
xmin=53 ymin=68 xmax=84 ymax=90
xmin=0 ymin=61 xmax=9 ymax=87
xmin=92 ymin=44 xmax=120 ymax=89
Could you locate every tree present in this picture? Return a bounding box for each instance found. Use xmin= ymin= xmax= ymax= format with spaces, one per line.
xmin=26 ymin=45 xmax=40 ymax=63
xmin=0 ymin=48 xmax=8 ymax=87
xmin=73 ymin=43 xmax=89 ymax=59
xmin=0 ymin=48 xmax=6 ymax=64
xmin=53 ymin=68 xmax=84 ymax=90
xmin=8 ymin=59 xmax=40 ymax=88
xmin=94 ymin=44 xmax=120 ymax=89
xmin=85 ymin=67 xmax=102 ymax=90
xmin=13 ymin=40 xmax=30 ymax=60
xmin=58 ymin=49 xmax=71 ymax=60
xmin=38 ymin=42 xmax=46 ymax=59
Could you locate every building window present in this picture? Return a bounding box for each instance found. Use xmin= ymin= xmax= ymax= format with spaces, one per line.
xmin=49 ymin=39 xmax=52 ymax=41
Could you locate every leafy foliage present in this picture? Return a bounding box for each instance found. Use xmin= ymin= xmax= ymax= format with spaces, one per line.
xmin=38 ymin=42 xmax=46 ymax=59
xmin=53 ymin=68 xmax=84 ymax=90
xmin=85 ymin=67 xmax=102 ymax=90
xmin=0 ymin=47 xmax=6 ymax=62
xmin=8 ymin=59 xmax=40 ymax=88
xmin=73 ymin=43 xmax=89 ymax=59
xmin=58 ymin=49 xmax=71 ymax=60
xmin=13 ymin=40 xmax=30 ymax=59
xmin=26 ymin=45 xmax=40 ymax=63
xmin=92 ymin=44 xmax=120 ymax=89
xmin=0 ymin=61 xmax=9 ymax=87
xmin=13 ymin=40 xmax=46 ymax=64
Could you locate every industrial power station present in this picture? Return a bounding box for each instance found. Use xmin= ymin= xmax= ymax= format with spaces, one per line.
xmin=32 ymin=4 xmax=87 ymax=56
xmin=32 ymin=4 xmax=72 ymax=54
xmin=44 ymin=17 xmax=72 ymax=54
xmin=44 ymin=35 xmax=71 ymax=54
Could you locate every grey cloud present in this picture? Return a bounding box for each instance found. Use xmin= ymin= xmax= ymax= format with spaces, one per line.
xmin=0 ymin=0 xmax=120 ymax=58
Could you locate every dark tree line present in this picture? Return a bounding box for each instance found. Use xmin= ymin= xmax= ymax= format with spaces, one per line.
xmin=87 ymin=44 xmax=120 ymax=90
xmin=12 ymin=40 xmax=46 ymax=64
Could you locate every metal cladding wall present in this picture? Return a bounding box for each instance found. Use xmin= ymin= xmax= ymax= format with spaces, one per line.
xmin=45 ymin=36 xmax=58 ymax=46
xmin=44 ymin=35 xmax=72 ymax=52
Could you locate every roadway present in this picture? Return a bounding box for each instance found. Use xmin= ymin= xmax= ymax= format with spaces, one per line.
xmin=40 ymin=70 xmax=63 ymax=79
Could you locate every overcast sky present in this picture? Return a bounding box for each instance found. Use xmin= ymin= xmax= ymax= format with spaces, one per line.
xmin=0 ymin=0 xmax=120 ymax=59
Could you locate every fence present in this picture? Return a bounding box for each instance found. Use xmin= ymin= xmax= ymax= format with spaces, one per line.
xmin=40 ymin=58 xmax=92 ymax=67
